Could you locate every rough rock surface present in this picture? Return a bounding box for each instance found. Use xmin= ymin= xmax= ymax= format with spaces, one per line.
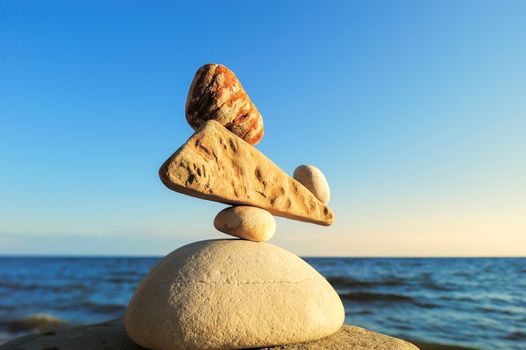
xmin=0 ymin=319 xmax=139 ymax=350
xmin=159 ymin=120 xmax=334 ymax=226
xmin=293 ymin=165 xmax=331 ymax=204
xmin=124 ymin=239 xmax=345 ymax=350
xmin=186 ymin=64 xmax=264 ymax=145
xmin=214 ymin=206 xmax=276 ymax=242
xmin=258 ymin=325 xmax=420 ymax=350
xmin=0 ymin=320 xmax=419 ymax=350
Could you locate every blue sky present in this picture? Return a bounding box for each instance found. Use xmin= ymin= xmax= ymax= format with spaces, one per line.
xmin=1 ymin=1 xmax=525 ymax=256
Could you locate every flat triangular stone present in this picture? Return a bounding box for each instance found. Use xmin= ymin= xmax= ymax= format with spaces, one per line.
xmin=159 ymin=120 xmax=333 ymax=226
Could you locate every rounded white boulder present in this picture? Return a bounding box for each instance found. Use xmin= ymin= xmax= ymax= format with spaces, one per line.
xmin=214 ymin=206 xmax=276 ymax=242
xmin=124 ymin=240 xmax=344 ymax=350
xmin=293 ymin=165 xmax=330 ymax=204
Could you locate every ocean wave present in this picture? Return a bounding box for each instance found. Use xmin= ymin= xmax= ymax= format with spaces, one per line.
xmin=102 ymin=276 xmax=140 ymax=284
xmin=327 ymin=274 xmax=453 ymax=292
xmin=340 ymin=291 xmax=415 ymax=302
xmin=505 ymin=330 xmax=526 ymax=340
xmin=419 ymin=273 xmax=455 ymax=291
xmin=326 ymin=276 xmax=406 ymax=289
xmin=6 ymin=314 xmax=68 ymax=333
xmin=477 ymin=305 xmax=524 ymax=316
xmin=340 ymin=291 xmax=439 ymax=308
xmin=0 ymin=281 xmax=90 ymax=293
xmin=79 ymin=301 xmax=126 ymax=314
xmin=440 ymin=295 xmax=478 ymax=302
xmin=108 ymin=270 xmax=148 ymax=277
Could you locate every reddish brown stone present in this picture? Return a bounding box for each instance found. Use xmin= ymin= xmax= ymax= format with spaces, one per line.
xmin=185 ymin=64 xmax=264 ymax=145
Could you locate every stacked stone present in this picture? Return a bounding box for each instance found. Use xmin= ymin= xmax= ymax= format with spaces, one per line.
xmin=183 ymin=63 xmax=332 ymax=242
xmin=125 ymin=64 xmax=343 ymax=350
xmin=213 ymin=164 xmax=331 ymax=242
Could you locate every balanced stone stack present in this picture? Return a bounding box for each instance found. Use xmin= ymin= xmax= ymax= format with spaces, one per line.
xmin=0 ymin=64 xmax=419 ymax=350
xmin=124 ymin=64 xmax=340 ymax=350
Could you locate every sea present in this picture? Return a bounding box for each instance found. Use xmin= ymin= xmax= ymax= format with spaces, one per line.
xmin=0 ymin=257 xmax=524 ymax=350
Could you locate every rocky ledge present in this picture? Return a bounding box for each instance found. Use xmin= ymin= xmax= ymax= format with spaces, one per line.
xmin=0 ymin=319 xmax=418 ymax=350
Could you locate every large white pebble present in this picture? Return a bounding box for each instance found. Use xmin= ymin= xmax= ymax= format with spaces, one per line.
xmin=214 ymin=206 xmax=275 ymax=242
xmin=124 ymin=240 xmax=344 ymax=350
xmin=293 ymin=165 xmax=330 ymax=204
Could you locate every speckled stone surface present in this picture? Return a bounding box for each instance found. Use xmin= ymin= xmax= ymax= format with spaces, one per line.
xmin=124 ymin=240 xmax=345 ymax=350
xmin=214 ymin=206 xmax=276 ymax=241
xmin=293 ymin=165 xmax=331 ymax=205
xmin=186 ymin=64 xmax=264 ymax=145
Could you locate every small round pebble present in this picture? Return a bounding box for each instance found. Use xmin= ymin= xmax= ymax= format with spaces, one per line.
xmin=293 ymin=165 xmax=330 ymax=204
xmin=214 ymin=206 xmax=276 ymax=242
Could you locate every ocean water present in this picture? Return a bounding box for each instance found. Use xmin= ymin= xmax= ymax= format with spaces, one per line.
xmin=0 ymin=257 xmax=524 ymax=349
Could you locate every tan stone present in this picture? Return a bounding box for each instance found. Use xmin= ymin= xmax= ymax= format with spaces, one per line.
xmin=0 ymin=320 xmax=420 ymax=350
xmin=186 ymin=64 xmax=264 ymax=145
xmin=0 ymin=319 xmax=141 ymax=350
xmin=293 ymin=165 xmax=331 ymax=204
xmin=258 ymin=325 xmax=420 ymax=350
xmin=124 ymin=240 xmax=345 ymax=350
xmin=159 ymin=120 xmax=334 ymax=226
xmin=214 ymin=206 xmax=276 ymax=242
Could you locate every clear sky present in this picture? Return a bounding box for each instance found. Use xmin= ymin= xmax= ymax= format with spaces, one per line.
xmin=1 ymin=1 xmax=525 ymax=256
